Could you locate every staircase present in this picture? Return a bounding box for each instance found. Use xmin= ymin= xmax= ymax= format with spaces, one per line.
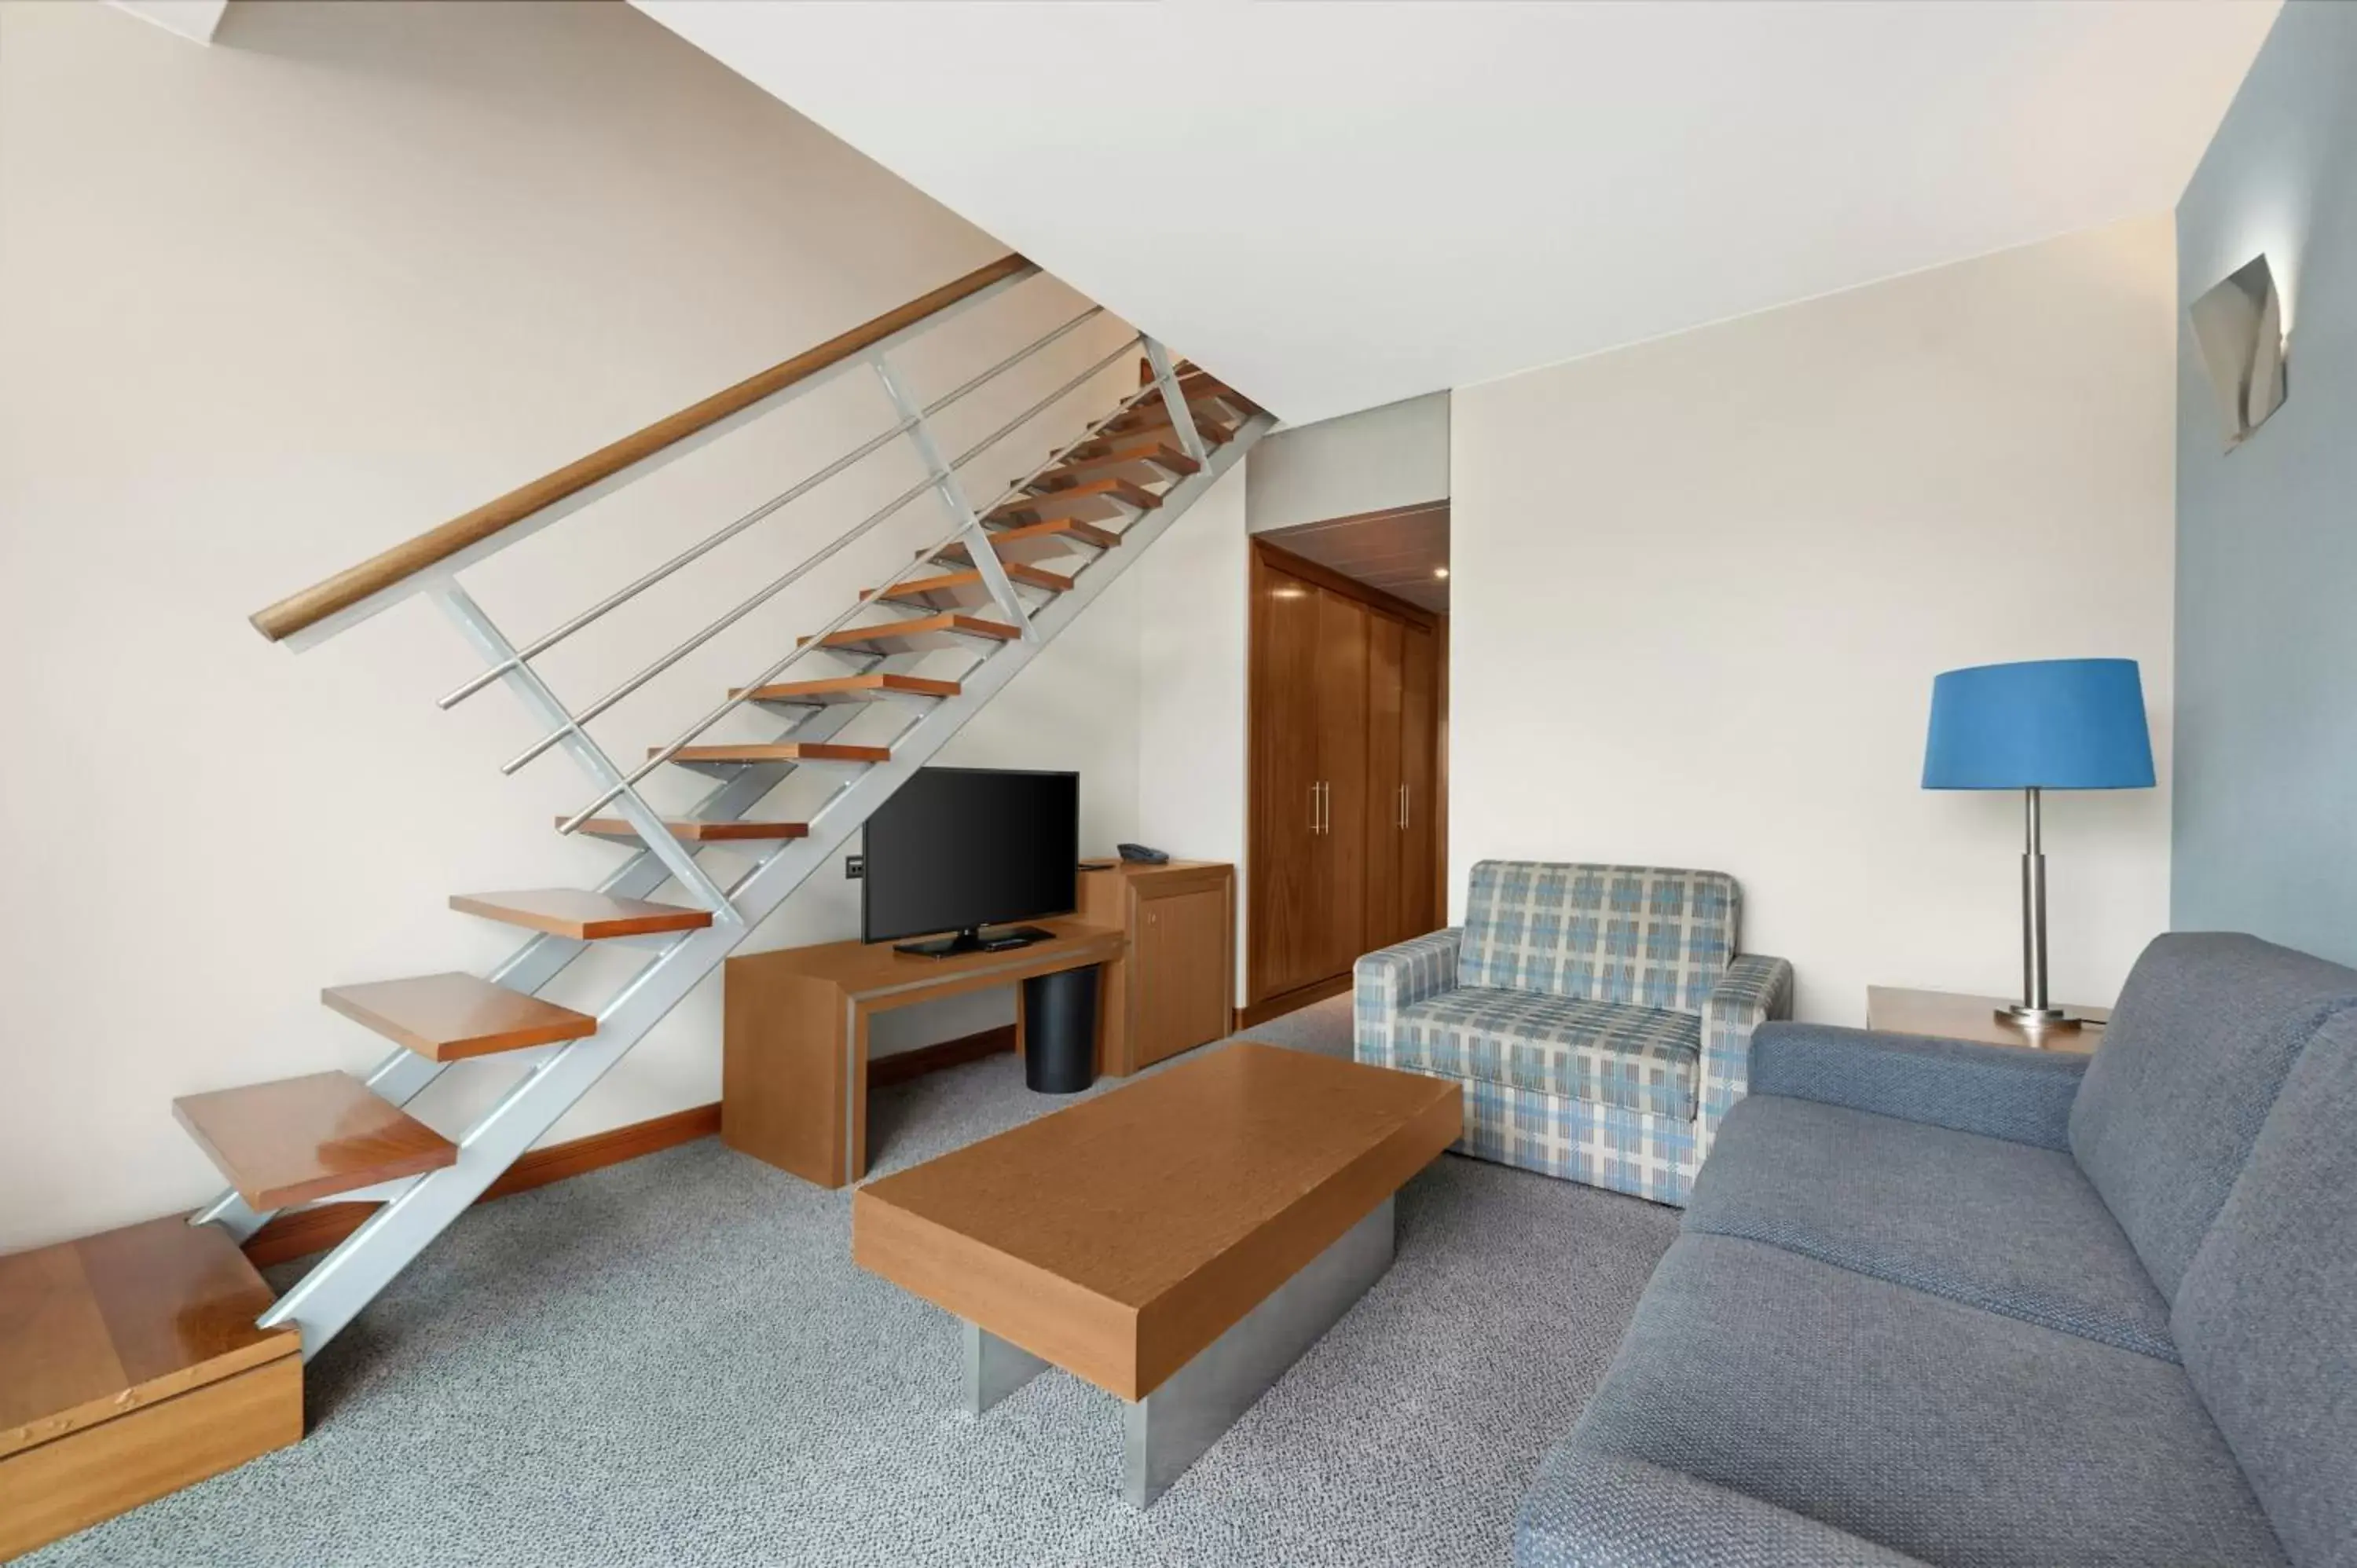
xmin=181 ymin=255 xmax=1271 ymax=1361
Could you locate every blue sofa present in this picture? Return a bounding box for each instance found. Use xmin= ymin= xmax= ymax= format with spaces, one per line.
xmin=1356 ymin=861 xmax=1792 ymax=1206
xmin=1516 ymin=932 xmax=2357 ymax=1568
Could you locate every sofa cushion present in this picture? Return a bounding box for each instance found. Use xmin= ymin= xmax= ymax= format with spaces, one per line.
xmin=1687 ymin=1094 xmax=2176 ymax=1360
xmin=1395 ymin=986 xmax=1699 ymax=1118
xmin=1560 ymin=1234 xmax=2287 ymax=1568
xmin=2172 ymin=1007 xmax=2357 ymax=1568
xmin=1457 ymin=861 xmax=1736 ymax=1013
xmin=2069 ymin=932 xmax=2357 ymax=1298
xmin=1518 ymin=1446 xmax=1928 ymax=1567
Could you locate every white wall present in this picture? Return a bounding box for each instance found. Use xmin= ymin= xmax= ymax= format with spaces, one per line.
xmin=1135 ymin=463 xmax=1252 ymax=999
xmin=0 ymin=0 xmax=1151 ymax=1249
xmin=1450 ymin=214 xmax=2179 ymax=1024
xmin=1246 ymin=392 xmax=1450 ymax=533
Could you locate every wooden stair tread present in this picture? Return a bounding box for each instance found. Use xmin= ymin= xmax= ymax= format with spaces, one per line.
xmin=1081 ymin=408 xmax=1237 ymax=452
xmin=1029 ymin=441 xmax=1198 ymax=489
xmin=572 ymin=816 xmax=810 ymax=843
xmin=1171 ymin=366 xmax=1248 ymax=403
xmin=0 ymin=1215 xmax=298 ymax=1460
xmin=872 ymin=565 xmax=1073 ymax=605
xmin=1103 ymin=394 xmax=1237 ymax=430
xmin=937 ymin=518 xmax=1119 ymax=570
xmin=173 ymin=1072 xmax=457 ymax=1211
xmin=731 ymin=673 xmax=959 ymax=705
xmin=321 ymin=971 xmax=596 ymax=1061
xmin=811 ymin=613 xmax=1020 ymax=650
xmin=661 ymin=742 xmax=891 ymax=764
xmin=449 ymin=888 xmax=713 ymax=940
xmin=987 ymin=477 xmax=1160 ymax=526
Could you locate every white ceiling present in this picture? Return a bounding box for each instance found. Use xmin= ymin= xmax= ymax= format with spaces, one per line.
xmin=638 ymin=0 xmax=2278 ymax=426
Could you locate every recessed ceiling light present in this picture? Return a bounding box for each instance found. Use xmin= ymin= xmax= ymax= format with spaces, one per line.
xmin=1433 ymin=567 xmax=1450 ymax=580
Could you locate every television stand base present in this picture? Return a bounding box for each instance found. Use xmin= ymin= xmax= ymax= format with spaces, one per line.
xmin=893 ymin=925 xmax=1056 ymax=958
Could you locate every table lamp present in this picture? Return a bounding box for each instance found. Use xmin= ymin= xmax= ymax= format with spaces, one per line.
xmin=1923 ymin=658 xmax=2155 ymax=1028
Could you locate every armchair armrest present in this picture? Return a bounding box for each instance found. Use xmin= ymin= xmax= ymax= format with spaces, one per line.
xmin=1353 ymin=928 xmax=1460 ymax=1070
xmin=1699 ymin=954 xmax=1794 ymax=1136
xmin=1748 ymin=1022 xmax=2088 ymax=1150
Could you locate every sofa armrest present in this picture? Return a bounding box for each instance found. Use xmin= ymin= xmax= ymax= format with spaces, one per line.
xmin=1353 ymin=928 xmax=1460 ymax=1070
xmin=1516 ymin=1445 xmax=1929 ymax=1568
xmin=1699 ymin=954 xmax=1794 ymax=1138
xmin=1748 ymin=1021 xmax=2088 ymax=1150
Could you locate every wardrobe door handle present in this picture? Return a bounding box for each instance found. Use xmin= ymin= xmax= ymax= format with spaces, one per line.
xmin=1310 ymin=782 xmax=1320 ymax=834
xmin=1402 ymin=783 xmax=1410 ymax=830
xmin=1320 ymin=781 xmax=1330 ymax=834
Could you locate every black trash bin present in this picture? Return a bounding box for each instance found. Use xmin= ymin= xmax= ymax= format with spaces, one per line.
xmin=1023 ymin=965 xmax=1100 ymax=1094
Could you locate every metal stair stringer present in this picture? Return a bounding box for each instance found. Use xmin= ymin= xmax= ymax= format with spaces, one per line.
xmin=251 ymin=404 xmax=1272 ymax=1358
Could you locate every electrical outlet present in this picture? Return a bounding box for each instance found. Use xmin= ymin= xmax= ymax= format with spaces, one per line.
xmin=845 ymin=855 xmax=864 ymax=880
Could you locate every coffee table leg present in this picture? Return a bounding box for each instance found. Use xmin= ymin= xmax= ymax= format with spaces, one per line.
xmin=965 ymin=1321 xmax=1050 ymax=1416
xmin=1122 ymin=1196 xmax=1395 ymax=1508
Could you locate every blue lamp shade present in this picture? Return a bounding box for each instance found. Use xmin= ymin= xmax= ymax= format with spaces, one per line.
xmin=1923 ymin=658 xmax=2155 ymax=790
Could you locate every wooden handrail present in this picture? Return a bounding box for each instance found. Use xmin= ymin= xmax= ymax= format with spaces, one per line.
xmin=249 ymin=252 xmax=1036 ymax=643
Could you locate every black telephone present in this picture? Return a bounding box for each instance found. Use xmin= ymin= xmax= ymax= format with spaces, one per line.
xmin=1116 ymin=842 xmax=1171 ymax=865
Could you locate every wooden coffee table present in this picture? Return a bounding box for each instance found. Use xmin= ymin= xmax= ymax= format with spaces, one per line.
xmin=852 ymin=1042 xmax=1461 ymax=1506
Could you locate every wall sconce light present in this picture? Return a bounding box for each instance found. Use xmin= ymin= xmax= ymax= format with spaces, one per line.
xmin=2189 ymin=254 xmax=2288 ymax=449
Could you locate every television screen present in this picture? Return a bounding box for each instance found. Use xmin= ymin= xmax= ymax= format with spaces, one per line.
xmin=861 ymin=767 xmax=1080 ymax=945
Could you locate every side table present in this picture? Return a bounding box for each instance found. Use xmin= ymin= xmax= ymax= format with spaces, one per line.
xmin=1866 ymin=985 xmax=2109 ymax=1055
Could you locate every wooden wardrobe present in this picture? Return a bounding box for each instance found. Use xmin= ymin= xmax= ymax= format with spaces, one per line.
xmin=1247 ymin=540 xmax=1443 ymax=1019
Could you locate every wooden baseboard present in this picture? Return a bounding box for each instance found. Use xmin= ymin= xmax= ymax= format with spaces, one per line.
xmin=868 ymin=1024 xmax=1017 ymax=1088
xmin=240 ymin=1101 xmax=721 ymax=1269
xmin=1237 ymin=972 xmax=1354 ymax=1030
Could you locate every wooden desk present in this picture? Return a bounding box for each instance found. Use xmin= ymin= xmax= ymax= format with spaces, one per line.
xmin=724 ymin=920 xmax=1124 ymax=1188
xmin=1867 ymin=985 xmax=2110 ymax=1055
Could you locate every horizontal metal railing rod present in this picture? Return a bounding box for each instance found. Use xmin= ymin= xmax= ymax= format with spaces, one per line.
xmin=553 ymin=334 xmax=1147 ymax=831
xmin=440 ymin=304 xmax=1106 ymax=712
xmin=247 ymin=254 xmax=1038 ymax=644
xmin=497 ymin=318 xmax=1121 ymax=775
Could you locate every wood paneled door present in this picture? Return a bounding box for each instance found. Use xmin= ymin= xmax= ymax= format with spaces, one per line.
xmin=1248 ymin=540 xmax=1444 ymax=1016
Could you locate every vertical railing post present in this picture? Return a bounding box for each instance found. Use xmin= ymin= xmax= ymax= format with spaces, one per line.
xmin=432 ymin=585 xmax=742 ymax=920
xmin=1142 ymin=336 xmax=1209 ymax=465
xmin=872 ymin=355 xmax=1035 ymax=639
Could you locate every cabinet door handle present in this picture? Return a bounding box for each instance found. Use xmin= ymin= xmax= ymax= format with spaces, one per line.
xmin=1402 ymin=783 xmax=1409 ymax=830
xmin=1318 ymin=780 xmax=1329 ymax=834
xmin=1310 ymin=782 xmax=1320 ymax=834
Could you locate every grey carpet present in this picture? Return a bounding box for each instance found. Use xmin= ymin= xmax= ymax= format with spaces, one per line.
xmin=1222 ymin=989 xmax=1357 ymax=1058
xmin=29 ymin=998 xmax=1676 ymax=1568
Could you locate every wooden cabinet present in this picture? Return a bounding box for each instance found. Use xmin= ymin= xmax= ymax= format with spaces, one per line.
xmin=1314 ymin=587 xmax=1369 ymax=976
xmin=1365 ymin=614 xmax=1406 ymax=951
xmin=1249 ymin=543 xmax=1444 ymax=1013
xmin=1397 ymin=621 xmax=1440 ymax=947
xmin=1252 ymin=572 xmax=1323 ymax=998
xmin=1078 ymin=861 xmax=1237 ymax=1072
xmin=1134 ymin=884 xmax=1234 ymax=1068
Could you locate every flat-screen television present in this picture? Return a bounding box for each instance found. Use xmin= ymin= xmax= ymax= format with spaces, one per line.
xmin=862 ymin=767 xmax=1080 ymax=955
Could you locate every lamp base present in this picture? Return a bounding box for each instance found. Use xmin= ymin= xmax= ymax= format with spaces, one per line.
xmin=1996 ymin=1003 xmax=2086 ymax=1031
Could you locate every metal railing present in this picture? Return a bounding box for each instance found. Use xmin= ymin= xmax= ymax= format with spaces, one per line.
xmin=218 ymin=249 xmax=1264 ymax=1358
xmin=549 ymin=334 xmax=1174 ymax=830
xmin=493 ymin=321 xmax=1138 ymax=779
xmin=254 ymin=254 xmax=1187 ymax=893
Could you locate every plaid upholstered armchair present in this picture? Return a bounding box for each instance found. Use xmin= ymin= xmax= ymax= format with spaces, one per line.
xmin=1354 ymin=861 xmax=1792 ymax=1205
